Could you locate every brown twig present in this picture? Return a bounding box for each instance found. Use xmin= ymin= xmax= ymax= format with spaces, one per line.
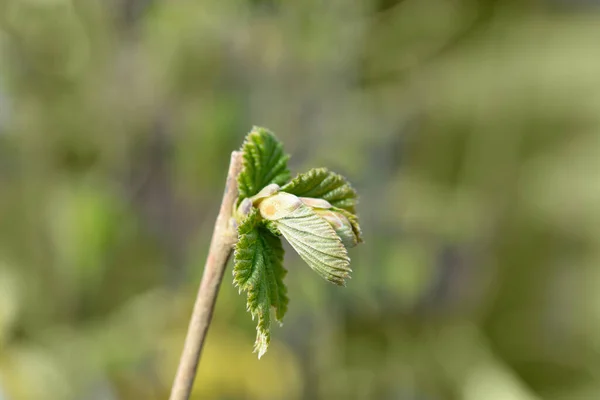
xmin=169 ymin=151 xmax=243 ymax=400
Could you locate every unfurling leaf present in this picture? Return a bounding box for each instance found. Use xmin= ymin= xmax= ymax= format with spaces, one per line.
xmin=298 ymin=197 xmax=363 ymax=247
xmin=281 ymin=168 xmax=358 ymax=214
xmin=233 ymin=127 xmax=363 ymax=357
xmin=330 ymin=206 xmax=363 ymax=245
xmin=314 ymin=209 xmax=359 ymax=248
xmin=237 ymin=127 xmax=290 ymax=206
xmin=233 ymin=209 xmax=288 ymax=358
xmin=259 ymin=193 xmax=352 ymax=286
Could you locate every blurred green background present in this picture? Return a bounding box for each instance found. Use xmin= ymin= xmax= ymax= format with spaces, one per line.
xmin=0 ymin=0 xmax=599 ymax=399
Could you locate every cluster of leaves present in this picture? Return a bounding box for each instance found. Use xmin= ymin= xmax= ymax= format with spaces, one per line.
xmin=233 ymin=127 xmax=363 ymax=358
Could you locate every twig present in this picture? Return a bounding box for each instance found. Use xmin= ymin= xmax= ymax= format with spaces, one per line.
xmin=169 ymin=151 xmax=243 ymax=400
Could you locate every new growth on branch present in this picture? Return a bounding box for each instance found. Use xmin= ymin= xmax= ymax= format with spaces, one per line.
xmin=170 ymin=127 xmax=363 ymax=400
xmin=233 ymin=127 xmax=363 ymax=358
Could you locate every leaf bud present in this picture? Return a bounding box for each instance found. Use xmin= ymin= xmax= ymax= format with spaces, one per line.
xmin=258 ymin=192 xmax=302 ymax=220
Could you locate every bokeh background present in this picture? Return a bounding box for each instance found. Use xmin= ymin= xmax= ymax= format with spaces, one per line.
xmin=0 ymin=0 xmax=599 ymax=399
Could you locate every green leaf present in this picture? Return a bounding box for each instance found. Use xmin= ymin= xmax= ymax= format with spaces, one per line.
xmin=264 ymin=220 xmax=282 ymax=237
xmin=238 ymin=127 xmax=290 ymax=206
xmin=273 ymin=203 xmax=352 ymax=286
xmin=281 ymin=168 xmax=358 ymax=213
xmin=233 ymin=209 xmax=289 ymax=358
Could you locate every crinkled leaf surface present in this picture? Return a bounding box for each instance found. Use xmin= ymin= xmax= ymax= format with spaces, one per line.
xmin=273 ymin=203 xmax=352 ymax=286
xmin=237 ymin=127 xmax=290 ymax=206
xmin=233 ymin=209 xmax=288 ymax=358
xmin=282 ymin=168 xmax=358 ymax=213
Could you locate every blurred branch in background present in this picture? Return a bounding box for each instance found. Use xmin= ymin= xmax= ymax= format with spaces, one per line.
xmin=0 ymin=0 xmax=599 ymax=399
